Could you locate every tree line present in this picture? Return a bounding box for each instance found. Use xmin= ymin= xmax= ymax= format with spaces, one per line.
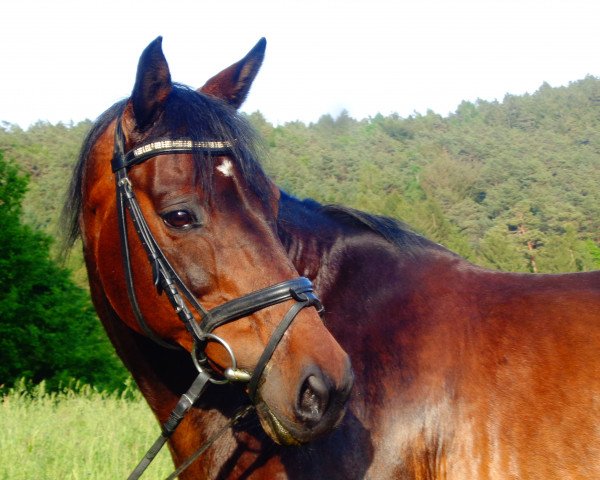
xmin=1 ymin=76 xmax=599 ymax=390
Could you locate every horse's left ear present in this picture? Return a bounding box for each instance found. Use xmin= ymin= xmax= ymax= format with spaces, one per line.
xmin=131 ymin=36 xmax=173 ymax=129
xmin=199 ymin=38 xmax=266 ymax=109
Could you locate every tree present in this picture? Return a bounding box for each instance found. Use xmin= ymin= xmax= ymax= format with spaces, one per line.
xmin=0 ymin=152 xmax=127 ymax=391
xmin=479 ymin=225 xmax=529 ymax=272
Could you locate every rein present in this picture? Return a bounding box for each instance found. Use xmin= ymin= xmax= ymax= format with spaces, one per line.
xmin=111 ymin=118 xmax=322 ymax=478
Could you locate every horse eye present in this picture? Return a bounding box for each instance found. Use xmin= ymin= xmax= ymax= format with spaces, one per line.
xmin=161 ymin=210 xmax=197 ymax=229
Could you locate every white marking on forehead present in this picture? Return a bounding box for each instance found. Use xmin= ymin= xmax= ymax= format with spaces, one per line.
xmin=216 ymin=159 xmax=234 ymax=177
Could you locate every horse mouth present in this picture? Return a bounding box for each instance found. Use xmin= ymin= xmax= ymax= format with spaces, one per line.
xmin=255 ymin=403 xmax=302 ymax=446
xmin=254 ymin=395 xmax=349 ymax=446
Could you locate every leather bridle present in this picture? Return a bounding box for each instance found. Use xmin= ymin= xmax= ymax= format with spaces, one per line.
xmin=110 ymin=117 xmax=322 ymax=479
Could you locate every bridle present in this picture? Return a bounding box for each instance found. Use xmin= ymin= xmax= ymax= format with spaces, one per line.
xmin=110 ymin=116 xmax=323 ymax=479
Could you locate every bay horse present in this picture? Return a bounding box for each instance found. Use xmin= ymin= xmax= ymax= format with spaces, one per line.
xmin=63 ymin=37 xmax=353 ymax=478
xmin=65 ymin=38 xmax=600 ymax=478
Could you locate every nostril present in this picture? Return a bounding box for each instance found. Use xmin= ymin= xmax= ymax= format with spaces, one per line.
xmin=296 ymin=374 xmax=330 ymax=425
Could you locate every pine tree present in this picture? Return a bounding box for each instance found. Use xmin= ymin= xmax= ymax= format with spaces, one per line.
xmin=0 ymin=152 xmax=127 ymax=391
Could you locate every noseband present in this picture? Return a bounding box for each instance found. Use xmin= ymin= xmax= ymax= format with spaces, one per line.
xmin=111 ymin=117 xmax=322 ymax=478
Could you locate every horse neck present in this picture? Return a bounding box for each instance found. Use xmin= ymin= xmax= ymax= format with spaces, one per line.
xmin=276 ymin=190 xmax=447 ymax=291
xmin=276 ymin=192 xmax=341 ymax=288
xmin=275 ymin=191 xmax=460 ymax=357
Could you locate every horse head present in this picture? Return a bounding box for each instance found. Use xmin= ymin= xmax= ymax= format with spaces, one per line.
xmin=73 ymin=37 xmax=353 ymax=445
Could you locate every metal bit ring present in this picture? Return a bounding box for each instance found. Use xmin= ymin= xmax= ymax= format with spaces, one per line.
xmin=192 ymin=333 xmax=238 ymax=385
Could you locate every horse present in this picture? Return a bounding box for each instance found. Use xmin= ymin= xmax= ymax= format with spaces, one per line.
xmin=63 ymin=37 xmax=353 ymax=478
xmin=64 ymin=38 xmax=600 ymax=478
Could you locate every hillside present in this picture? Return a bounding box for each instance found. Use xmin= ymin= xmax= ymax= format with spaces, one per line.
xmin=1 ymin=77 xmax=599 ymax=275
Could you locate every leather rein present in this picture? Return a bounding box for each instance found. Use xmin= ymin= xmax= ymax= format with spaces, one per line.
xmin=111 ymin=118 xmax=322 ymax=479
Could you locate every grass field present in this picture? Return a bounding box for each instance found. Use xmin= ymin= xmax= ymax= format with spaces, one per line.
xmin=0 ymin=381 xmax=173 ymax=479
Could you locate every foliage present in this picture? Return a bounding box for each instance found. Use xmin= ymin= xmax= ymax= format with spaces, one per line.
xmin=0 ymin=120 xmax=91 ymax=284
xmin=0 ymin=152 xmax=128 ymax=391
xmin=250 ymin=78 xmax=600 ymax=272
xmin=0 ymin=380 xmax=172 ymax=479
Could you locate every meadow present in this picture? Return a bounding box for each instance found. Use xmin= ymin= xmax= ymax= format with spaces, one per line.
xmin=0 ymin=381 xmax=173 ymax=479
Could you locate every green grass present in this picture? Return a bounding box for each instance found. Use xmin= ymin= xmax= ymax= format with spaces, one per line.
xmin=0 ymin=380 xmax=173 ymax=479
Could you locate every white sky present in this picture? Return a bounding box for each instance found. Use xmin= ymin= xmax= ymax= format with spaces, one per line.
xmin=2 ymin=0 xmax=599 ymax=128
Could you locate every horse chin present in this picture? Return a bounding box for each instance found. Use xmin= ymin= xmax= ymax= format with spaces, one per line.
xmin=254 ymin=398 xmax=347 ymax=446
xmin=255 ymin=403 xmax=302 ymax=446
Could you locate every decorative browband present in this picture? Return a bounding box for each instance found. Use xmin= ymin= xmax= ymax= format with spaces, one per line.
xmin=112 ymin=139 xmax=234 ymax=171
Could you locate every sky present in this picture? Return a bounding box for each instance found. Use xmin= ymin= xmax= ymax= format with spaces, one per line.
xmin=2 ymin=0 xmax=600 ymax=128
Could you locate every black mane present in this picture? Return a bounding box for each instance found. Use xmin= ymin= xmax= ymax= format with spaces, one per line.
xmin=278 ymin=191 xmax=445 ymax=256
xmin=321 ymin=204 xmax=443 ymax=253
xmin=62 ymin=100 xmax=125 ymax=250
xmin=61 ymin=85 xmax=269 ymax=251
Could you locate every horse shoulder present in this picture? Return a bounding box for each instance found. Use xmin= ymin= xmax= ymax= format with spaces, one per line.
xmin=349 ymin=255 xmax=600 ymax=478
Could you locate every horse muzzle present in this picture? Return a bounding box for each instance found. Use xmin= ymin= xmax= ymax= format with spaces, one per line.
xmin=254 ymin=358 xmax=354 ymax=445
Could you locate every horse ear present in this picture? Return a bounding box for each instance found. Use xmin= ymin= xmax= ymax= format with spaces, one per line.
xmin=131 ymin=36 xmax=173 ymax=129
xmin=199 ymin=38 xmax=266 ymax=109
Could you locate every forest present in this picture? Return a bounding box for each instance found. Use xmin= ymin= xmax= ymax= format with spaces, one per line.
xmin=1 ymin=76 xmax=599 ymax=389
